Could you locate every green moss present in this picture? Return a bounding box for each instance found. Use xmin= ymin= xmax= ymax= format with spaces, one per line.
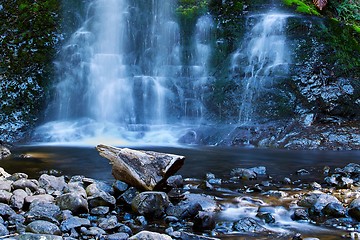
xmin=283 ymin=0 xmax=320 ymax=16
xmin=354 ymin=24 xmax=360 ymax=33
xmin=176 ymin=0 xmax=208 ymax=19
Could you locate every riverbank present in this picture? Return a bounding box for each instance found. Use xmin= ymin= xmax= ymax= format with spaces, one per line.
xmin=0 ymin=148 xmax=360 ymax=239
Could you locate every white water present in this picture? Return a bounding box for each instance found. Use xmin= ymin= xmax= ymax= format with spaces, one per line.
xmin=34 ymin=1 xmax=213 ymax=145
xmin=232 ymin=12 xmax=291 ymax=123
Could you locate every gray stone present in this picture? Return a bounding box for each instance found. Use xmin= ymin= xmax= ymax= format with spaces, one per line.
xmin=55 ymin=193 xmax=88 ymax=214
xmin=131 ymin=191 xmax=170 ymax=218
xmin=12 ymin=179 xmax=39 ymax=192
xmin=112 ymin=180 xmax=128 ymax=195
xmin=88 ymin=191 xmax=116 ymax=208
xmin=292 ymin=209 xmax=309 ymax=221
xmin=193 ymin=211 xmax=216 ymax=230
xmin=0 ymin=190 xmax=12 ymax=204
xmin=17 ymin=233 xmax=62 ymax=240
xmin=98 ymin=215 xmax=119 ymax=230
xmin=26 ymin=220 xmax=61 ymax=235
xmin=66 ymin=182 xmax=86 ymax=198
xmin=107 ymin=232 xmax=129 ymax=240
xmin=0 ymin=180 xmax=12 ymax=191
xmin=128 ymin=230 xmax=172 ymax=240
xmin=166 ymin=202 xmax=202 ymax=219
xmin=39 ymin=174 xmax=67 ymax=194
xmin=60 ymin=216 xmax=90 ymax=232
xmin=26 ymin=202 xmax=61 ymax=224
xmin=25 ymin=194 xmax=54 ymax=206
xmin=0 ymin=222 xmax=9 ymax=236
xmin=322 ymin=202 xmax=346 ymax=218
xmin=230 ymin=168 xmax=257 ymax=180
xmin=8 ymin=172 xmax=28 ymax=181
xmin=166 ymin=175 xmax=184 ymax=188
xmin=0 ymin=202 xmax=16 ymax=219
xmin=348 ymin=198 xmax=360 ymax=221
xmin=233 ymin=217 xmax=266 ymax=232
xmin=90 ymin=206 xmax=109 ymax=215
xmin=10 ymin=189 xmax=28 ymax=210
xmin=80 ymin=226 xmax=106 ymax=236
xmin=119 ymin=187 xmax=139 ymax=205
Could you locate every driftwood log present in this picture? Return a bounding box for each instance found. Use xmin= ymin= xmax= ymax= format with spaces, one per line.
xmin=96 ymin=144 xmax=185 ymax=190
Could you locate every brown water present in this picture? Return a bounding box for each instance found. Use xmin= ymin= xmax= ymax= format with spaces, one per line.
xmin=2 ymin=145 xmax=360 ymax=239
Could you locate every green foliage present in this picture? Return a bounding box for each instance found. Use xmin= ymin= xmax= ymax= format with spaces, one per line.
xmin=176 ymin=0 xmax=208 ymax=19
xmin=327 ymin=0 xmax=360 ymax=32
xmin=320 ymin=19 xmax=360 ymax=77
xmin=283 ymin=0 xmax=320 ymax=15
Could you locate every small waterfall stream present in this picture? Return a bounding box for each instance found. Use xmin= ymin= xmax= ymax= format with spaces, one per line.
xmin=231 ymin=12 xmax=291 ymax=123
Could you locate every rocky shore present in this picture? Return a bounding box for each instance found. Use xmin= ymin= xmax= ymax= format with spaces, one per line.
xmin=0 ymin=146 xmax=360 ymax=239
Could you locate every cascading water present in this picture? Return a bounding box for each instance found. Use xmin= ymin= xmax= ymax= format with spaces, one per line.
xmin=33 ymin=0 xmax=213 ymax=145
xmin=231 ymin=12 xmax=291 ymax=123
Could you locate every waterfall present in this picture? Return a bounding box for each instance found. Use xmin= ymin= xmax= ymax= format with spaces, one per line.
xmin=231 ymin=12 xmax=291 ymax=123
xmin=33 ymin=0 xmax=213 ymax=145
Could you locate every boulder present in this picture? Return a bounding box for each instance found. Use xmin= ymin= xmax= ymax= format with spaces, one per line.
xmin=131 ymin=191 xmax=170 ymax=218
xmin=233 ymin=217 xmax=266 ymax=232
xmin=230 ymin=168 xmax=257 ymax=180
xmin=193 ymin=211 xmax=216 ymax=230
xmin=96 ymin=145 xmax=185 ymax=190
xmin=26 ymin=202 xmax=62 ymax=224
xmin=38 ymin=174 xmax=67 ymax=194
xmin=60 ymin=216 xmax=90 ymax=232
xmin=348 ymin=198 xmax=360 ymax=221
xmin=10 ymin=189 xmax=28 ymax=209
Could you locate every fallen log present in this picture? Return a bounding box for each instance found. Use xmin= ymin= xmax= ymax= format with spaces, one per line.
xmin=96 ymin=144 xmax=185 ymax=191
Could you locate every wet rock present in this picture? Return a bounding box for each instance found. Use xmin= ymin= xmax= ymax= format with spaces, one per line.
xmin=322 ymin=202 xmax=346 ymax=218
xmin=0 ymin=190 xmax=12 ymax=204
xmin=88 ymin=191 xmax=116 ymax=208
xmin=166 ymin=175 xmax=184 ymax=188
xmin=66 ymin=182 xmax=87 ymax=198
xmin=8 ymin=172 xmax=28 ymax=181
xmin=230 ymin=168 xmax=257 ymax=180
xmin=233 ymin=217 xmax=266 ymax=232
xmin=12 ymin=178 xmax=39 ymax=192
xmin=10 ymin=189 xmax=28 ymax=209
xmin=26 ymin=220 xmax=61 ymax=235
xmin=107 ymin=232 xmax=129 ymax=240
xmin=249 ymin=166 xmax=267 ymax=175
xmin=119 ymin=187 xmax=139 ymax=205
xmin=17 ymin=233 xmax=62 ymax=240
xmin=193 ymin=211 xmax=216 ymax=230
xmin=166 ymin=202 xmax=202 ymax=220
xmin=25 ymin=194 xmax=54 ymax=206
xmin=0 ymin=180 xmax=12 ymax=191
xmin=90 ymin=206 xmax=109 ymax=216
xmin=0 ymin=202 xmax=16 ymax=219
xmin=263 ymin=190 xmax=288 ymax=198
xmin=135 ymin=215 xmax=147 ymax=226
xmin=179 ymin=231 xmax=221 ymax=240
xmin=96 ymin=145 xmax=185 ymax=190
xmin=256 ymin=212 xmax=275 ymax=223
xmin=26 ymin=202 xmax=61 ymax=224
xmin=184 ymin=193 xmax=219 ymax=212
xmin=128 ymin=230 xmax=172 ymax=240
xmin=342 ymin=163 xmax=360 ymax=174
xmin=0 ymin=146 xmax=11 ymax=160
xmin=60 ymin=216 xmax=90 ymax=232
xmin=296 ymin=169 xmax=310 ymax=175
xmin=118 ymin=223 xmax=133 ymax=235
xmin=348 ymin=198 xmax=360 ymax=221
xmin=299 ymin=193 xmax=341 ymax=216
xmin=56 ymin=193 xmax=88 ymax=214
xmin=39 ymin=174 xmax=67 ymax=194
xmin=0 ymin=222 xmax=9 ymax=236
xmin=98 ymin=215 xmax=119 ymax=230
xmin=112 ymin=180 xmax=129 ymax=195
xmin=131 ymin=191 xmax=170 ymax=218
xmin=80 ymin=226 xmax=106 ymax=236
xmin=292 ymin=209 xmax=309 ymax=221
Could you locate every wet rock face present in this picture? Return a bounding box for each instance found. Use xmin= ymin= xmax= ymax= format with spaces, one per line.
xmin=0 ymin=146 xmax=11 ymax=160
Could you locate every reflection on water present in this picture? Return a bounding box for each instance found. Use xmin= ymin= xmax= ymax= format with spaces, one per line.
xmin=2 ymin=145 xmax=360 ymax=239
xmin=4 ymin=145 xmax=360 ymax=182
